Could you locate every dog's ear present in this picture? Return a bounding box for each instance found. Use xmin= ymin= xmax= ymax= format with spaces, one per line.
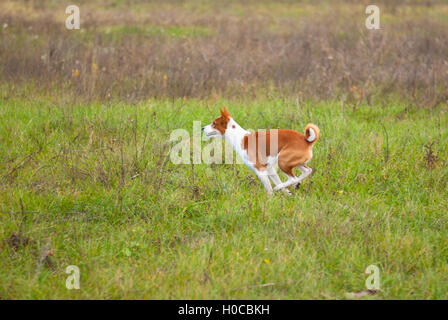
xmin=221 ymin=106 xmax=231 ymax=119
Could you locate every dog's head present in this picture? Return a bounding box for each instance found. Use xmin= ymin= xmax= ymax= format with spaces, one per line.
xmin=202 ymin=106 xmax=231 ymax=139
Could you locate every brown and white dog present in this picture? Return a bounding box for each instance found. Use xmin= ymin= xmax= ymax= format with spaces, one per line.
xmin=202 ymin=107 xmax=320 ymax=195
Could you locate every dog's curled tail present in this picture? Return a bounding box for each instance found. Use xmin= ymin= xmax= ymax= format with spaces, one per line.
xmin=304 ymin=124 xmax=320 ymax=144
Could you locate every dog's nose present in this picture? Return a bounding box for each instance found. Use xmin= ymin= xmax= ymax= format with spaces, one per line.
xmin=201 ymin=127 xmax=205 ymax=132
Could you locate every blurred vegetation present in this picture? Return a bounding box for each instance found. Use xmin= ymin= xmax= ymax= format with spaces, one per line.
xmin=0 ymin=0 xmax=447 ymax=105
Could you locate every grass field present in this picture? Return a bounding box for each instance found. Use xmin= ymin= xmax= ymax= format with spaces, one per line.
xmin=1 ymin=92 xmax=447 ymax=299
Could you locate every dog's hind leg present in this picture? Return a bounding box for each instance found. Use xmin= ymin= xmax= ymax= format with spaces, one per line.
xmin=274 ymin=156 xmax=300 ymax=191
xmin=297 ymin=165 xmax=312 ymax=182
xmin=273 ymin=175 xmax=300 ymax=191
xmin=294 ymin=165 xmax=313 ymax=188
xmin=267 ymin=168 xmax=291 ymax=195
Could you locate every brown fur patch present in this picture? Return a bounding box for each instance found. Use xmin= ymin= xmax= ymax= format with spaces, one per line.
xmin=242 ymin=125 xmax=319 ymax=176
xmin=211 ymin=107 xmax=231 ymax=134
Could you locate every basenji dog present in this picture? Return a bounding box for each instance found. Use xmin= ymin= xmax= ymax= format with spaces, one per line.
xmin=202 ymin=107 xmax=320 ymax=195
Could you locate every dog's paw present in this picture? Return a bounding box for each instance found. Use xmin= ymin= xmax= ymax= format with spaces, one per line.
xmin=295 ymin=182 xmax=301 ymax=189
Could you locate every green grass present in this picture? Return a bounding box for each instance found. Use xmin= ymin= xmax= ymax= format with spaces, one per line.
xmin=101 ymin=25 xmax=214 ymax=41
xmin=0 ymin=93 xmax=447 ymax=299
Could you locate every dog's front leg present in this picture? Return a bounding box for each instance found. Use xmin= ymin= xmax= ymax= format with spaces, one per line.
xmin=255 ymin=170 xmax=273 ymax=195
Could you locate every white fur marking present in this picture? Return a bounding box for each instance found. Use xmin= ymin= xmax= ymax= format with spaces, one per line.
xmin=307 ymin=127 xmax=316 ymax=142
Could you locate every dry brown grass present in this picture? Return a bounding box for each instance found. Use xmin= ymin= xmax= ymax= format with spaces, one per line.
xmin=0 ymin=0 xmax=447 ymax=105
